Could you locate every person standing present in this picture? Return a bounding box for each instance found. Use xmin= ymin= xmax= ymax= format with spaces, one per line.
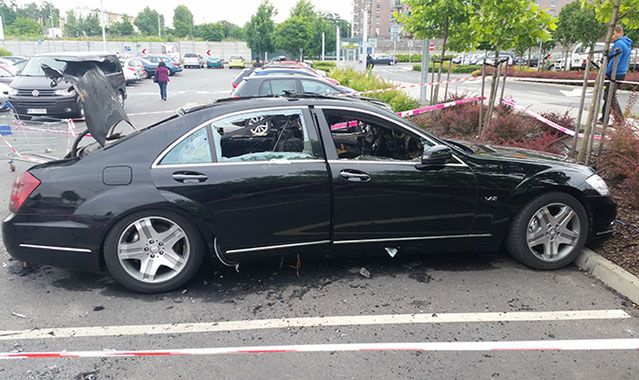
xmin=155 ymin=61 xmax=170 ymax=101
xmin=366 ymin=53 xmax=375 ymax=71
xmin=600 ymin=25 xmax=633 ymax=124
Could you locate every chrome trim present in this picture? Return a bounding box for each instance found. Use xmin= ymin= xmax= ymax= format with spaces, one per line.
xmin=226 ymin=240 xmax=331 ymax=254
xmin=317 ymin=106 xmax=468 ymax=167
xmin=4 ymin=213 xmax=14 ymax=223
xmin=152 ymin=106 xmax=307 ymax=169
xmin=333 ymin=234 xmax=492 ymax=245
xmin=19 ymin=244 xmax=92 ymax=253
xmin=156 ymin=159 xmax=326 ymax=169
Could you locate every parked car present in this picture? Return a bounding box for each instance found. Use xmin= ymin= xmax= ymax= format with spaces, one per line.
xmin=8 ymin=52 xmax=126 ymax=119
xmin=232 ymin=67 xmax=255 ymax=89
xmin=183 ymin=53 xmax=205 ymax=68
xmin=3 ymin=90 xmax=616 ymax=292
xmin=228 ymin=55 xmax=246 ymax=69
xmin=121 ymin=57 xmax=146 ymax=83
xmin=252 ymin=67 xmax=341 ymax=86
xmin=0 ymin=65 xmax=15 ymax=108
xmin=206 ymin=56 xmax=224 ymax=69
xmin=485 ymin=52 xmax=515 ymax=65
xmin=373 ymin=55 xmax=396 ymax=65
xmin=142 ymin=55 xmax=183 ymax=77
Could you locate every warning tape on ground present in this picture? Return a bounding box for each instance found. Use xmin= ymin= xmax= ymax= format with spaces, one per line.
xmin=500 ymin=99 xmax=602 ymax=141
xmin=356 ymin=76 xmax=481 ymax=96
xmin=2 ymin=338 xmax=639 ymax=359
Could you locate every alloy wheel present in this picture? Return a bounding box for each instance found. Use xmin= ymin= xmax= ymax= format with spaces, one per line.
xmin=526 ymin=202 xmax=581 ymax=262
xmin=117 ymin=216 xmax=190 ymax=283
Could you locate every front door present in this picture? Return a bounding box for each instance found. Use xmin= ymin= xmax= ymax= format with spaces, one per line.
xmin=316 ymin=107 xmax=477 ymax=247
xmin=152 ymin=107 xmax=331 ymax=259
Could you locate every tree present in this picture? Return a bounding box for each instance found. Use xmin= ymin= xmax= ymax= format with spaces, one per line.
xmin=79 ymin=13 xmax=101 ymax=36
xmin=6 ymin=16 xmax=41 ymax=36
xmin=109 ymin=17 xmax=135 ymax=36
xmin=245 ymin=0 xmax=276 ymax=62
xmin=135 ymin=7 xmax=164 ymax=36
xmin=173 ymin=5 xmax=194 ymax=38
xmin=290 ymin=0 xmax=315 ymax=19
xmin=0 ymin=0 xmax=17 ymax=26
xmin=469 ymin=0 xmax=555 ymax=133
xmin=274 ymin=15 xmax=312 ymax=58
xmin=398 ymin=0 xmax=474 ymax=103
xmin=63 ymin=10 xmax=81 ymax=37
xmin=218 ymin=20 xmax=244 ymax=40
xmin=196 ymin=23 xmax=225 ymax=41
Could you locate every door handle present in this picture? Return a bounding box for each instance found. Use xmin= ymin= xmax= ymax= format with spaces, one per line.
xmin=339 ymin=169 xmax=371 ymax=183
xmin=171 ymin=172 xmax=208 ymax=183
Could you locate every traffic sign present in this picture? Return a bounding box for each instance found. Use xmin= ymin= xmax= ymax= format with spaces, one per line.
xmin=206 ymin=49 xmax=212 ymax=56
xmin=140 ymin=48 xmax=148 ymax=55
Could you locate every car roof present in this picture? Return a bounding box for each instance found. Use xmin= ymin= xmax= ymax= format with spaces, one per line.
xmin=243 ymin=75 xmax=330 ymax=82
xmin=33 ymin=51 xmax=117 ymax=58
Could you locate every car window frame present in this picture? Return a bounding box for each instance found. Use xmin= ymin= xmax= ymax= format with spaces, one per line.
xmin=314 ymin=106 xmax=468 ymax=167
xmin=152 ymin=106 xmax=324 ymax=169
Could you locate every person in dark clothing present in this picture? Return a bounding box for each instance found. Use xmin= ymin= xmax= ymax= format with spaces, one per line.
xmin=155 ymin=61 xmax=170 ymax=101
xmin=601 ymin=25 xmax=633 ymax=124
xmin=366 ymin=54 xmax=374 ymax=71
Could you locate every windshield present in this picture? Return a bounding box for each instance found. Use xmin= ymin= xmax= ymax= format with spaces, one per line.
xmin=20 ymin=56 xmax=67 ymax=77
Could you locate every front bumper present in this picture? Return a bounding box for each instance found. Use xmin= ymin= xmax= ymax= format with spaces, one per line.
xmin=2 ymin=213 xmax=102 ymax=270
xmin=585 ymin=195 xmax=617 ymax=241
xmin=8 ymin=95 xmax=82 ymax=117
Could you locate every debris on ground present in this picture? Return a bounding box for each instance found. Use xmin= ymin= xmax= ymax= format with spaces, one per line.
xmin=385 ymin=247 xmax=398 ymax=258
xmin=10 ymin=312 xmax=29 ymax=319
xmin=11 ymin=343 xmax=23 ymax=353
xmin=181 ymin=289 xmax=188 ymax=295
xmin=92 ymin=305 xmax=105 ymax=312
xmin=359 ymin=267 xmax=371 ymax=279
xmin=288 ymin=254 xmax=302 ymax=277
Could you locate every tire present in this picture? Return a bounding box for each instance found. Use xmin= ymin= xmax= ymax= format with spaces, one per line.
xmin=506 ymin=192 xmax=588 ymax=270
xmin=104 ymin=210 xmax=205 ymax=293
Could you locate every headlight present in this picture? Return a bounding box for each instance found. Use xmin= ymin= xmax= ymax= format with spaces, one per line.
xmin=54 ymin=88 xmax=75 ymax=96
xmin=585 ymin=174 xmax=610 ymax=196
xmin=8 ymin=88 xmax=18 ymax=96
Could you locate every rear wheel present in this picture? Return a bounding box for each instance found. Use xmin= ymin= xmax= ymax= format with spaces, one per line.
xmin=104 ymin=210 xmax=204 ymax=293
xmin=506 ymin=192 xmax=588 ymax=270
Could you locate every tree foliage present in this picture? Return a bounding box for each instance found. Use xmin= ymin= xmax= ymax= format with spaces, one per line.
xmin=196 ymin=23 xmax=225 ymax=41
xmin=135 ymin=6 xmax=164 ymax=36
xmin=173 ymin=5 xmax=194 ymax=38
xmin=109 ymin=17 xmax=135 ymax=37
xmin=5 ymin=16 xmax=41 ymax=36
xmin=274 ymin=15 xmax=313 ymax=57
xmin=555 ymin=2 xmax=605 ymax=49
xmin=245 ymin=0 xmax=276 ymax=61
xmin=581 ymin=0 xmax=639 ymax=29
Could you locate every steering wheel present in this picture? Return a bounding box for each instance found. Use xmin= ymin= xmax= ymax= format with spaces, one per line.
xmin=68 ymin=129 xmax=91 ymax=158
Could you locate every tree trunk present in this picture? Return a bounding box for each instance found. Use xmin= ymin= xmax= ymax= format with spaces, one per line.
xmin=482 ymin=50 xmax=500 ymax=136
xmin=577 ymin=0 xmax=621 ymax=164
xmin=432 ymin=20 xmax=449 ymax=105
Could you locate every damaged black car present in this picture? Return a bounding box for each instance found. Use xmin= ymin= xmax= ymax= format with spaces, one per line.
xmin=2 ymin=62 xmax=616 ymax=292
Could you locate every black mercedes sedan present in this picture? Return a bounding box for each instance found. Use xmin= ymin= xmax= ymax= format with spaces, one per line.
xmin=3 ymin=67 xmax=616 ymax=293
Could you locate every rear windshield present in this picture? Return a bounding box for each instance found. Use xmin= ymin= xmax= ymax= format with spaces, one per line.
xmin=20 ymin=56 xmax=67 ymax=76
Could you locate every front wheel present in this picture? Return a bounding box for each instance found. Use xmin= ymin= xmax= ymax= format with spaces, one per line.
xmin=506 ymin=192 xmax=588 ymax=270
xmin=104 ymin=210 xmax=205 ymax=293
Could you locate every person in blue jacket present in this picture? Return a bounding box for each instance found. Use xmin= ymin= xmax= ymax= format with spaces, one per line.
xmin=601 ymin=25 xmax=633 ymax=124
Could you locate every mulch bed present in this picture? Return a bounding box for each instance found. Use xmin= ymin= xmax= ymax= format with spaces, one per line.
xmin=589 ymin=184 xmax=639 ymax=278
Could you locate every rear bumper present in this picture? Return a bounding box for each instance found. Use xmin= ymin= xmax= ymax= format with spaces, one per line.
xmin=585 ymin=195 xmax=617 ymax=242
xmin=8 ymin=95 xmax=81 ymax=117
xmin=2 ymin=213 xmax=102 ymax=270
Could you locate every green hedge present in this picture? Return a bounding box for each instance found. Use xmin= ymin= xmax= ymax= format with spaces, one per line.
xmin=412 ymin=64 xmax=481 ymax=74
xmin=311 ymin=61 xmax=337 ymax=71
xmin=329 ymin=68 xmax=419 ymax=112
xmin=0 ymin=47 xmax=12 ymax=56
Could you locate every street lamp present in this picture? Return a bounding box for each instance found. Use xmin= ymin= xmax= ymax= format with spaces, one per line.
xmin=99 ymin=0 xmax=106 ymax=51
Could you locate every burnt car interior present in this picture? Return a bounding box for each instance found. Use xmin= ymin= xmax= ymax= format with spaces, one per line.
xmin=325 ymin=110 xmax=426 ymax=161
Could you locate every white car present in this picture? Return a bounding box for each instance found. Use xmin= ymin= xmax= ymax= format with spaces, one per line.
xmin=121 ymin=58 xmax=146 ymax=84
xmin=183 ymin=53 xmax=205 ymax=69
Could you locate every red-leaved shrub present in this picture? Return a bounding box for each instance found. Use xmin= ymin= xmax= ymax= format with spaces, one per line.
xmin=598 ymin=124 xmax=639 ymax=206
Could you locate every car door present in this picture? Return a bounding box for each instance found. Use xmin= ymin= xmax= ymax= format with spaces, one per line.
xmin=151 ymin=106 xmax=331 ymax=260
xmin=315 ymin=106 xmax=478 ymax=248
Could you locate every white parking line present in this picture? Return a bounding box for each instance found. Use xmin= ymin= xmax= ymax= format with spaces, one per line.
xmin=128 ymin=90 xmax=230 ymax=96
xmin=4 ymin=338 xmax=639 ymax=359
xmin=0 ymin=310 xmax=629 ymax=341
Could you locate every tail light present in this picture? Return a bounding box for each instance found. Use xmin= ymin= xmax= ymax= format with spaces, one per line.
xmin=127 ymin=67 xmax=136 ymax=71
xmin=9 ymin=172 xmax=40 ymax=213
xmin=232 ymin=82 xmax=238 ymax=89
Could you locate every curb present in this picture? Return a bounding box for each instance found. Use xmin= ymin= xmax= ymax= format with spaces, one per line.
xmin=576 ymin=248 xmax=639 ymax=305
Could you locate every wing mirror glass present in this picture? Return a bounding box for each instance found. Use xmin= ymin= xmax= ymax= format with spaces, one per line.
xmin=417 ymin=145 xmax=452 ymax=170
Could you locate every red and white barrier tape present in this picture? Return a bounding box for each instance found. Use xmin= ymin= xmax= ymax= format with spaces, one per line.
xmin=500 ymin=99 xmax=602 ymax=141
xmin=356 ymin=76 xmax=481 ymax=95
xmin=0 ymin=134 xmax=24 ymax=159
xmin=397 ymin=96 xmax=484 ymax=118
xmin=2 ymin=338 xmax=639 ymax=359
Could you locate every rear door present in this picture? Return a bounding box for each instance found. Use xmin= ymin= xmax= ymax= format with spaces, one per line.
xmin=151 ymin=106 xmax=331 ymax=260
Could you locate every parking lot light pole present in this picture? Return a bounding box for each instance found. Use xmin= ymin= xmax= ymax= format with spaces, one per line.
xmin=336 ymin=26 xmax=341 ymax=62
xmin=420 ymin=39 xmax=430 ymax=102
xmin=321 ymin=32 xmax=325 ymax=61
xmin=99 ymin=0 xmax=107 ymax=51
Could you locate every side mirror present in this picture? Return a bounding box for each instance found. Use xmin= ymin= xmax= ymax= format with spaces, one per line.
xmin=417 ymin=145 xmax=452 ymax=170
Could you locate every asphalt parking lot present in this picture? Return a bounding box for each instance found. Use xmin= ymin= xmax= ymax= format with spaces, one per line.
xmin=1 ymin=68 xmax=638 ymax=379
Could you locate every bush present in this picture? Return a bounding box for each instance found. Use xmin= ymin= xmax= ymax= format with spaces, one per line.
xmin=395 ymin=54 xmax=422 ymax=62
xmin=412 ymin=64 xmax=481 ymax=74
xmin=367 ymin=90 xmax=420 ymax=112
xmin=329 ymin=68 xmax=392 ymax=92
xmin=599 ymin=124 xmax=639 ymax=206
xmin=311 ymin=61 xmax=336 ymax=71
xmin=0 ymin=47 xmax=11 ymax=56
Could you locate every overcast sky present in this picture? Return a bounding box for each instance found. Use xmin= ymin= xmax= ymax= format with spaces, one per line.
xmin=16 ymin=0 xmax=353 ymax=26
